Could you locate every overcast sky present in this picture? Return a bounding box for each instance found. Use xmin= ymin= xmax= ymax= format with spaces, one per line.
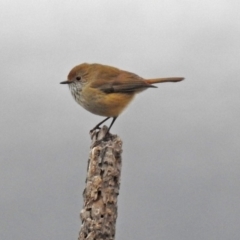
xmin=1 ymin=1 xmax=240 ymax=239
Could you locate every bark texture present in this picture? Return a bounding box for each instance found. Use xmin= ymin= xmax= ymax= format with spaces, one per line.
xmin=78 ymin=126 xmax=122 ymax=240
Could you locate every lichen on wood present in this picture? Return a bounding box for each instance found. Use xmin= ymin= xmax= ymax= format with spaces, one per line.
xmin=78 ymin=126 xmax=122 ymax=240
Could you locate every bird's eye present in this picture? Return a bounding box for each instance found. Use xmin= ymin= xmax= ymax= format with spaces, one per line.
xmin=76 ymin=76 xmax=81 ymax=81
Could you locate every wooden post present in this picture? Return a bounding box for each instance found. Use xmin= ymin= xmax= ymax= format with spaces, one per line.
xmin=78 ymin=126 xmax=123 ymax=240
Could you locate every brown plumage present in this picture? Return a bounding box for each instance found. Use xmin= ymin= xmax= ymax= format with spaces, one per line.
xmin=61 ymin=63 xmax=184 ymax=133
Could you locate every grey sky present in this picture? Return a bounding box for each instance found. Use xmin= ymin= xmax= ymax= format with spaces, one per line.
xmin=1 ymin=1 xmax=240 ymax=239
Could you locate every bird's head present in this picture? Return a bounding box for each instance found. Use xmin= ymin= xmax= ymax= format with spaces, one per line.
xmin=60 ymin=63 xmax=90 ymax=85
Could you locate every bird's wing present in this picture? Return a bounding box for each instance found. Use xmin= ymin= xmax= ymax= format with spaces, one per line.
xmin=90 ymin=70 xmax=156 ymax=94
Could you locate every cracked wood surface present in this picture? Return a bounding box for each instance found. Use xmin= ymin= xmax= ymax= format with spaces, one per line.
xmin=78 ymin=126 xmax=122 ymax=240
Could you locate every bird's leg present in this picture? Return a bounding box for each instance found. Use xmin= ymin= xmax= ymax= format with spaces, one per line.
xmin=91 ymin=117 xmax=118 ymax=147
xmin=90 ymin=117 xmax=110 ymax=133
xmin=91 ymin=116 xmax=117 ymax=142
xmin=105 ymin=117 xmax=117 ymax=136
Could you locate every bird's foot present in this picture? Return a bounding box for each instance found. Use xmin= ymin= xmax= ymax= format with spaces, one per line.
xmin=90 ymin=126 xmax=101 ymax=133
xmin=90 ymin=125 xmax=111 ymax=147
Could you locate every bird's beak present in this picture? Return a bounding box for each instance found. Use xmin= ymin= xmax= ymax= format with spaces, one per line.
xmin=60 ymin=80 xmax=70 ymax=84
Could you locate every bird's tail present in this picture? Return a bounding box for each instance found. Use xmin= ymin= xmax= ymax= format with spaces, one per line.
xmin=146 ymin=77 xmax=184 ymax=85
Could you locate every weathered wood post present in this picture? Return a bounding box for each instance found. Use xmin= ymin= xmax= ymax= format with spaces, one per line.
xmin=78 ymin=126 xmax=123 ymax=240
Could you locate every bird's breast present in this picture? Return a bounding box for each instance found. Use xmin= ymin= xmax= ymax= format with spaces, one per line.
xmin=69 ymin=82 xmax=85 ymax=107
xmin=70 ymin=85 xmax=135 ymax=117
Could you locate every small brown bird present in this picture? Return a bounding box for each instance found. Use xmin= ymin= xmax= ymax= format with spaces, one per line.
xmin=61 ymin=63 xmax=184 ymax=134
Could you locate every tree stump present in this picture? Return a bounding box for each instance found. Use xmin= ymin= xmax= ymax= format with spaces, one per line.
xmin=78 ymin=126 xmax=123 ymax=240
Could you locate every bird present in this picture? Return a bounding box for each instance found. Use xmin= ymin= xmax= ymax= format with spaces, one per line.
xmin=60 ymin=63 xmax=184 ymax=135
